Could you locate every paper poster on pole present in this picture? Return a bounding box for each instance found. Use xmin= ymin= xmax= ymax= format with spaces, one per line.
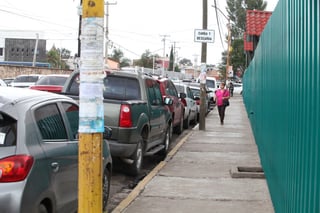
xmin=228 ymin=66 xmax=233 ymax=77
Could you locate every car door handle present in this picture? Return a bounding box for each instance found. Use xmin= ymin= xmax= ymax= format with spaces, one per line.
xmin=51 ymin=162 xmax=60 ymax=173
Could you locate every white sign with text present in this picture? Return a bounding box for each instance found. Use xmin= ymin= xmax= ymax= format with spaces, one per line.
xmin=194 ymin=29 xmax=215 ymax=43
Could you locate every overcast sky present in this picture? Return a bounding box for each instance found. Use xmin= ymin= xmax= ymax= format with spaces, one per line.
xmin=0 ymin=0 xmax=279 ymax=65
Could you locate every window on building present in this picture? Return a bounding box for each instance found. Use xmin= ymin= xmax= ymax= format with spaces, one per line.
xmin=0 ymin=48 xmax=3 ymax=56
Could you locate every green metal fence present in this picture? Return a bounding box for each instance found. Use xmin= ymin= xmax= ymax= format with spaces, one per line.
xmin=243 ymin=0 xmax=319 ymax=212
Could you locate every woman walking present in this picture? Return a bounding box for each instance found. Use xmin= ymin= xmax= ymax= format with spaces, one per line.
xmin=215 ymin=82 xmax=230 ymax=125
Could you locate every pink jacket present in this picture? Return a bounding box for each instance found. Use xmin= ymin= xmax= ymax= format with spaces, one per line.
xmin=215 ymin=89 xmax=230 ymax=106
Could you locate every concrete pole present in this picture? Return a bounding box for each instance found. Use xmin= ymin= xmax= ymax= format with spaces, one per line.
xmin=78 ymin=1 xmax=105 ymax=212
xmin=199 ymin=0 xmax=208 ymax=130
xmin=32 ymin=33 xmax=39 ymax=67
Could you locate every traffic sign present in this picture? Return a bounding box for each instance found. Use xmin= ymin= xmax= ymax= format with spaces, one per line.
xmin=194 ymin=29 xmax=215 ymax=43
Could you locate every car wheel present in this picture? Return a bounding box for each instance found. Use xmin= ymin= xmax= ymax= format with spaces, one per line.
xmin=38 ymin=204 xmax=48 ymax=213
xmin=183 ymin=114 xmax=190 ymax=129
xmin=174 ymin=114 xmax=183 ymax=134
xmin=190 ymin=113 xmax=197 ymax=125
xmin=159 ymin=123 xmax=171 ymax=158
xmin=128 ymin=139 xmax=143 ymax=176
xmin=102 ymin=168 xmax=111 ymax=211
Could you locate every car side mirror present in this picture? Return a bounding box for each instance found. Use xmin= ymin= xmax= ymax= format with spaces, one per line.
xmin=164 ymin=97 xmax=173 ymax=105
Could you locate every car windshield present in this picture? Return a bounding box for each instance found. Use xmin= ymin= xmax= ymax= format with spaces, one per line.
xmin=36 ymin=76 xmax=68 ymax=86
xmin=14 ymin=75 xmax=39 ymax=83
xmin=206 ymin=80 xmax=216 ymax=88
xmin=174 ymin=85 xmax=184 ymax=93
xmin=190 ymin=88 xmax=200 ymax=97
xmin=0 ymin=113 xmax=17 ymax=146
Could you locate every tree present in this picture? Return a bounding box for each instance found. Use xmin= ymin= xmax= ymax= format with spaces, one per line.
xmin=133 ymin=49 xmax=158 ymax=69
xmin=110 ymin=48 xmax=131 ymax=67
xmin=168 ymin=45 xmax=174 ymax=71
xmin=179 ymin=58 xmax=193 ymax=66
xmin=221 ymin=0 xmax=267 ymax=75
xmin=47 ymin=45 xmax=69 ymax=69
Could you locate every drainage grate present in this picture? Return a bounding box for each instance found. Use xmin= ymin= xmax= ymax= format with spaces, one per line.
xmin=230 ymin=166 xmax=265 ymax=179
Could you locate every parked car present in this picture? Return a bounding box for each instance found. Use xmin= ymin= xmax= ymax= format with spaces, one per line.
xmin=2 ymin=78 xmax=14 ymax=86
xmin=187 ymin=83 xmax=212 ymax=119
xmin=0 ymin=79 xmax=7 ymax=87
xmin=62 ymin=70 xmax=173 ymax=176
xmin=11 ymin=74 xmax=43 ymax=88
xmin=0 ymin=87 xmax=112 ymax=213
xmin=29 ymin=74 xmax=69 ymax=93
xmin=156 ymin=77 xmax=185 ymax=134
xmin=197 ymin=76 xmax=217 ymax=109
xmin=174 ymin=82 xmax=198 ymax=129
xmin=233 ymin=82 xmax=243 ymax=94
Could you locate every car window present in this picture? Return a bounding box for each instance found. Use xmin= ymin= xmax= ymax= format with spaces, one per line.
xmin=190 ymin=88 xmax=200 ymax=97
xmin=0 ymin=113 xmax=17 ymax=146
xmin=14 ymin=75 xmax=40 ymax=83
xmin=146 ymin=79 xmax=162 ymax=106
xmin=35 ymin=104 xmax=68 ymax=140
xmin=68 ymin=75 xmax=80 ymax=95
xmin=167 ymin=81 xmax=178 ymax=97
xmin=206 ymin=80 xmax=216 ymax=88
xmin=103 ymin=76 xmax=141 ymax=100
xmin=174 ymin=85 xmax=184 ymax=93
xmin=36 ymin=76 xmax=68 ymax=86
xmin=62 ymin=102 xmax=79 ymax=140
xmin=187 ymin=87 xmax=194 ymax=98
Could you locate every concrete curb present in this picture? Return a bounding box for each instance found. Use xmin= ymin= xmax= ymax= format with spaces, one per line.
xmin=111 ymin=131 xmax=193 ymax=213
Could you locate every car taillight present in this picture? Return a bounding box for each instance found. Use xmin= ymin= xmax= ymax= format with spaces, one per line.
xmin=195 ymin=100 xmax=200 ymax=105
xmin=0 ymin=155 xmax=34 ymax=182
xmin=119 ymin=104 xmax=132 ymax=127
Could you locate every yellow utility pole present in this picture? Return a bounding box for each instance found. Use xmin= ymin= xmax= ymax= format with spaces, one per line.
xmin=78 ymin=1 xmax=105 ymax=213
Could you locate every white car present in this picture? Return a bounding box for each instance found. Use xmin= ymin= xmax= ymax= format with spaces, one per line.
xmin=11 ymin=74 xmax=43 ymax=88
xmin=174 ymin=83 xmax=198 ymax=129
xmin=233 ymin=82 xmax=243 ymax=94
xmin=0 ymin=79 xmax=7 ymax=87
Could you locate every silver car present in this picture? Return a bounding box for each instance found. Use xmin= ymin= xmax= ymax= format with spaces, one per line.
xmin=0 ymin=87 xmax=112 ymax=213
xmin=174 ymin=83 xmax=198 ymax=129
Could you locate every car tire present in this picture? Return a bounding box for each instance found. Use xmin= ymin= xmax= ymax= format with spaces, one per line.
xmin=190 ymin=113 xmax=197 ymax=125
xmin=174 ymin=114 xmax=183 ymax=134
xmin=38 ymin=204 xmax=48 ymax=213
xmin=128 ymin=139 xmax=143 ymax=176
xmin=183 ymin=114 xmax=190 ymax=129
xmin=159 ymin=124 xmax=171 ymax=158
xmin=102 ymin=168 xmax=111 ymax=211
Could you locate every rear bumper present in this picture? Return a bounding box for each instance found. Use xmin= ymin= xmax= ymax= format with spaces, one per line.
xmin=108 ymin=140 xmax=137 ymax=157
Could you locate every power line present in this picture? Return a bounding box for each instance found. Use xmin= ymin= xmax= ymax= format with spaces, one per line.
xmin=212 ymin=0 xmax=225 ymax=50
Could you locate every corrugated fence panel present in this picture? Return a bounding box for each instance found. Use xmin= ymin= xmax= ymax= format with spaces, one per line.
xmin=243 ymin=0 xmax=319 ymax=212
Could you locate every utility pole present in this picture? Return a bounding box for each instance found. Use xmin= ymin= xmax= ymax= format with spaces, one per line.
xmin=105 ymin=1 xmax=117 ymax=61
xmin=199 ymin=0 xmax=208 ymax=131
xmin=160 ymin=34 xmax=170 ymax=76
xmin=78 ymin=1 xmax=105 ymax=212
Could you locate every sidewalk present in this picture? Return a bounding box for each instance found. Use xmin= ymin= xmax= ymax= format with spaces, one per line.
xmin=112 ymin=94 xmax=274 ymax=213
